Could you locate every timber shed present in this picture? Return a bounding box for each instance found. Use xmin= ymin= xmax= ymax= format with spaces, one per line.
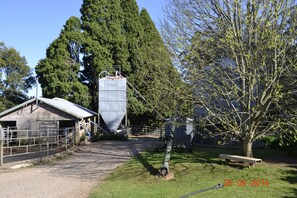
xmin=0 ymin=97 xmax=97 ymax=144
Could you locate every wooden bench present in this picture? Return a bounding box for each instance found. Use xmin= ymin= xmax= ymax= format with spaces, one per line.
xmin=219 ymin=154 xmax=262 ymax=167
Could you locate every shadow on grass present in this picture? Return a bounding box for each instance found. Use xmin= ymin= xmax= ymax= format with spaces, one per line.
xmin=129 ymin=144 xmax=159 ymax=176
xmin=283 ymin=188 xmax=297 ymax=198
xmin=170 ymin=147 xmax=248 ymax=169
xmin=126 ymin=145 xmax=297 ymax=178
xmin=280 ymin=167 xmax=297 ymax=198
xmin=135 ymin=154 xmax=159 ymax=176
xmin=130 ymin=146 xmax=249 ymax=174
xmin=283 ymin=169 xmax=297 ymax=184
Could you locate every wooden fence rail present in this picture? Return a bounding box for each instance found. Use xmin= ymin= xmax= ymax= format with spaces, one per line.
xmin=0 ymin=127 xmax=74 ymax=166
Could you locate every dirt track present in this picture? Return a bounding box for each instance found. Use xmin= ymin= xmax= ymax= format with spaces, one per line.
xmin=0 ymin=137 xmax=161 ymax=198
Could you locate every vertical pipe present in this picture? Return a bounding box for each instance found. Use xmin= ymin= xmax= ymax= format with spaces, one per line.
xmin=7 ymin=126 xmax=10 ymax=147
xmin=98 ymin=79 xmax=100 ymax=127
xmin=65 ymin=128 xmax=67 ymax=151
xmin=7 ymin=128 xmax=9 ymax=147
xmin=72 ymin=127 xmax=75 ymax=146
xmin=57 ymin=134 xmax=59 ymax=147
xmin=0 ymin=140 xmax=3 ymax=167
xmin=125 ymin=113 xmax=128 ymax=128
xmin=0 ymin=127 xmax=3 ymax=166
xmin=36 ymin=77 xmax=39 ymax=106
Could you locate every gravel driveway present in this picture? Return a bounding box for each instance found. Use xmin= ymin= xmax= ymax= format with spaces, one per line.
xmin=0 ymin=136 xmax=161 ymax=198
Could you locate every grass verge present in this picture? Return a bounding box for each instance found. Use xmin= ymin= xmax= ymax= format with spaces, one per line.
xmin=89 ymin=147 xmax=297 ymax=198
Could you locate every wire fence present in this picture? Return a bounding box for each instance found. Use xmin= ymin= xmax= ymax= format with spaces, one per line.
xmin=129 ymin=125 xmax=164 ymax=137
xmin=0 ymin=127 xmax=74 ymax=166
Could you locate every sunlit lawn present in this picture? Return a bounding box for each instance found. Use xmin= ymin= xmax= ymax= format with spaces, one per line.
xmin=89 ymin=147 xmax=297 ymax=198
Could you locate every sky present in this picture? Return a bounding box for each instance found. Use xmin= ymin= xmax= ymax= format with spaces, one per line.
xmin=0 ymin=0 xmax=166 ymax=97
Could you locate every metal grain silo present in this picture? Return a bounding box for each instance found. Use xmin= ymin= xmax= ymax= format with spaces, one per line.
xmin=98 ymin=76 xmax=127 ymax=133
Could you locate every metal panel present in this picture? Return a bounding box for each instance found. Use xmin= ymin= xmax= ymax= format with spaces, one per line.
xmin=0 ymin=127 xmax=3 ymax=140
xmin=165 ymin=118 xmax=194 ymax=149
xmin=99 ymin=77 xmax=127 ymax=132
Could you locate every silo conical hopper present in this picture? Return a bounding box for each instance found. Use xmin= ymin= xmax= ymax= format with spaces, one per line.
xmin=98 ymin=76 xmax=127 ymax=133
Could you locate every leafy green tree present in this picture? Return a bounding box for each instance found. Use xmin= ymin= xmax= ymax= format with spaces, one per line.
xmin=275 ymin=8 xmax=297 ymax=155
xmin=162 ymin=0 xmax=297 ymax=157
xmin=36 ymin=17 xmax=90 ymax=107
xmin=0 ymin=42 xmax=34 ymax=111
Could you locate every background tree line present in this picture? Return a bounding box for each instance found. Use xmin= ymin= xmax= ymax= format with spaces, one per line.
xmin=35 ymin=0 xmax=187 ymax=126
xmin=0 ymin=42 xmax=35 ymax=112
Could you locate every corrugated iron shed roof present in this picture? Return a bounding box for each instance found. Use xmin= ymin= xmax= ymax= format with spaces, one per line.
xmin=0 ymin=97 xmax=97 ymax=119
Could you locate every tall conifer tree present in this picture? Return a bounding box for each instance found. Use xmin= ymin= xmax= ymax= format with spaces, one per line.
xmin=130 ymin=9 xmax=185 ymax=123
xmin=35 ymin=1 xmax=187 ymax=125
xmin=120 ymin=0 xmax=148 ymax=118
xmin=121 ymin=0 xmax=143 ymax=72
xmin=80 ymin=0 xmax=129 ymax=109
xmin=36 ymin=17 xmax=90 ymax=107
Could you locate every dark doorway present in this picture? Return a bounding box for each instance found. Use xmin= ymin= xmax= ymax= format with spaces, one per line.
xmin=0 ymin=121 xmax=17 ymax=129
xmin=59 ymin=120 xmax=75 ymax=128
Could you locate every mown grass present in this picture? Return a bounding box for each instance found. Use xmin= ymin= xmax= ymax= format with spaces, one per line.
xmin=89 ymin=147 xmax=297 ymax=198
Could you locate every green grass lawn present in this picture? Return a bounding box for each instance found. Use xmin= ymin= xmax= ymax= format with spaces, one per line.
xmin=89 ymin=147 xmax=297 ymax=198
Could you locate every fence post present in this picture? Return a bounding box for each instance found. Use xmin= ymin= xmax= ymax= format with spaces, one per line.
xmin=6 ymin=128 xmax=9 ymax=147
xmin=47 ymin=130 xmax=49 ymax=156
xmin=0 ymin=140 xmax=3 ymax=167
xmin=57 ymin=131 xmax=60 ymax=147
xmin=72 ymin=127 xmax=75 ymax=147
xmin=65 ymin=129 xmax=67 ymax=151
xmin=0 ymin=127 xmax=4 ymax=167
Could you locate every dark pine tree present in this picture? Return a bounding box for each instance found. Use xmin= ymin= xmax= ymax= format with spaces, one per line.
xmin=128 ymin=9 xmax=185 ymax=125
xmin=35 ymin=17 xmax=90 ymax=107
xmin=80 ymin=0 xmax=129 ymax=111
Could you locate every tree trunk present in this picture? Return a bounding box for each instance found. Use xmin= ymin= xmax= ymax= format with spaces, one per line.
xmin=160 ymin=134 xmax=173 ymax=176
xmin=242 ymin=138 xmax=253 ymax=157
xmin=160 ymin=121 xmax=175 ymax=176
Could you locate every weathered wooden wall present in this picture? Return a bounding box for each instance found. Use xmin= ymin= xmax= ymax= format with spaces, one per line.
xmin=0 ymin=101 xmax=96 ymax=145
xmin=0 ymin=102 xmax=76 ymax=130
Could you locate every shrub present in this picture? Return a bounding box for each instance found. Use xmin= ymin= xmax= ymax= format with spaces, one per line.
xmin=260 ymin=136 xmax=280 ymax=149
xmin=92 ymin=132 xmax=101 ymax=142
xmin=94 ymin=131 xmax=128 ymax=141
xmin=80 ymin=133 xmax=86 ymax=142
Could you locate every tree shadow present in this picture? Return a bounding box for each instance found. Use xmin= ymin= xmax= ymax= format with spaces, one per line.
xmin=280 ymin=168 xmax=297 ymax=198
xmin=281 ymin=168 xmax=297 ymax=184
xmin=135 ymin=154 xmax=159 ymax=175
xmin=170 ymin=148 xmax=247 ymax=170
xmin=129 ymin=144 xmax=159 ymax=176
xmin=282 ymin=188 xmax=297 ymax=198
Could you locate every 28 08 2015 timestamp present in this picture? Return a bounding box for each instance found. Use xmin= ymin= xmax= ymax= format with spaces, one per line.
xmin=224 ymin=179 xmax=269 ymax=187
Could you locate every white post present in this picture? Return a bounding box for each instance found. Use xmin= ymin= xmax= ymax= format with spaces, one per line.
xmin=0 ymin=140 xmax=3 ymax=167
xmin=65 ymin=129 xmax=67 ymax=151
xmin=0 ymin=127 xmax=4 ymax=166
xmin=72 ymin=127 xmax=75 ymax=146
xmin=36 ymin=77 xmax=39 ymax=106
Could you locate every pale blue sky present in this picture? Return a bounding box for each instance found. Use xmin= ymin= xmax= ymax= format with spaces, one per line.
xmin=0 ymin=0 xmax=166 ymax=96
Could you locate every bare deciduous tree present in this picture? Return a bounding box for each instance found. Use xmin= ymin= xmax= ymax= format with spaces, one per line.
xmin=162 ymin=0 xmax=297 ymax=157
